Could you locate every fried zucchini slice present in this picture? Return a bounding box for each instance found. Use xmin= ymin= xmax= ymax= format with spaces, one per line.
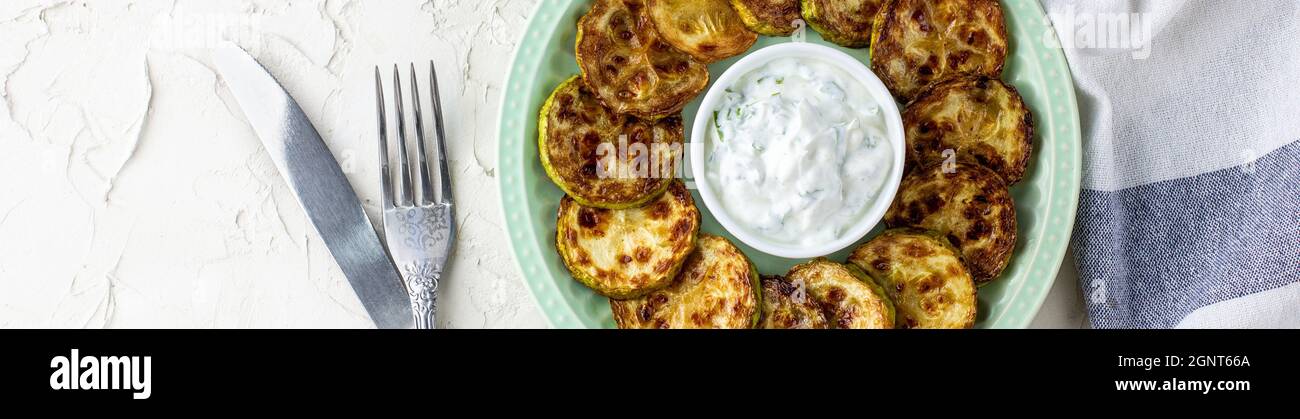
xmin=870 ymin=0 xmax=1009 ymax=101
xmin=611 ymin=235 xmax=760 ymax=328
xmin=904 ymin=75 xmax=1033 ymax=184
xmin=801 ymin=0 xmax=883 ymax=48
xmin=557 ymin=181 xmax=700 ymax=299
xmin=577 ymin=0 xmax=710 ymax=120
xmin=539 ymin=75 xmax=683 ymax=209
xmin=848 ymin=228 xmax=976 ymax=328
xmin=884 ymin=161 xmax=1016 ymax=284
xmin=760 ymin=275 xmax=831 ymax=329
xmin=729 ymin=0 xmax=802 ymax=36
xmin=786 ymin=259 xmax=894 ymax=329
xmin=648 ymin=0 xmax=758 ymax=63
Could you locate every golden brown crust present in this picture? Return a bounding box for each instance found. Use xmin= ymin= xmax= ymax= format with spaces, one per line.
xmin=648 ymin=0 xmax=758 ymax=63
xmin=884 ymin=161 xmax=1016 ymax=284
xmin=848 ymin=228 xmax=977 ymax=328
xmin=577 ymin=0 xmax=710 ymax=120
xmin=759 ymin=275 xmax=831 ymax=329
xmin=904 ymin=75 xmax=1033 ymax=184
xmin=557 ymin=181 xmax=700 ymax=299
xmin=786 ymin=259 xmax=894 ymax=329
xmin=539 ymin=76 xmax=682 ymax=209
xmin=611 ymin=235 xmax=760 ymax=328
xmin=729 ymin=0 xmax=802 ymax=36
xmin=801 ymin=0 xmax=884 ymax=48
xmin=870 ymin=0 xmax=1008 ymax=101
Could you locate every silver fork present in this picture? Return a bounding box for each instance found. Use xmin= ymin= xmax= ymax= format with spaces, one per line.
xmin=375 ymin=62 xmax=456 ymax=329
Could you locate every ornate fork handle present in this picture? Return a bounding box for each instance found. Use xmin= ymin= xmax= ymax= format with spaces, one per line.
xmin=403 ymin=261 xmax=441 ymax=329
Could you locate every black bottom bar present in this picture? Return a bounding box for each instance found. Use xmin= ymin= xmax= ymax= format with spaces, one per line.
xmin=3 ymin=330 xmax=1295 ymax=405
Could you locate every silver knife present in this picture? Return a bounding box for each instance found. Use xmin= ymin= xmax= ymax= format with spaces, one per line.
xmin=214 ymin=42 xmax=413 ymax=329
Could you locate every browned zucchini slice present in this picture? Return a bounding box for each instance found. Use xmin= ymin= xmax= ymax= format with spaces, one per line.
xmin=904 ymin=75 xmax=1033 ymax=184
xmin=729 ymin=0 xmax=802 ymax=36
xmin=611 ymin=234 xmax=760 ymax=328
xmin=539 ymin=75 xmax=683 ymax=209
xmin=760 ymin=275 xmax=831 ymax=329
xmin=884 ymin=161 xmax=1016 ymax=284
xmin=801 ymin=0 xmax=883 ymax=48
xmin=557 ymin=181 xmax=700 ymax=299
xmin=577 ymin=0 xmax=710 ymax=120
xmin=870 ymin=0 xmax=1009 ymax=101
xmin=648 ymin=0 xmax=758 ymax=63
xmin=786 ymin=258 xmax=894 ymax=329
xmin=848 ymin=228 xmax=977 ymax=328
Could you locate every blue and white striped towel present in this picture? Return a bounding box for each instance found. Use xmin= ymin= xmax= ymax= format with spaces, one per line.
xmin=1042 ymin=0 xmax=1300 ymax=328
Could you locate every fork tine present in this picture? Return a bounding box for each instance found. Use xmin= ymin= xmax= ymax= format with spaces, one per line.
xmin=375 ymin=67 xmax=394 ymax=209
xmin=408 ymin=63 xmax=436 ymax=205
xmin=428 ymin=60 xmax=453 ymax=206
xmin=391 ymin=65 xmax=413 ymax=206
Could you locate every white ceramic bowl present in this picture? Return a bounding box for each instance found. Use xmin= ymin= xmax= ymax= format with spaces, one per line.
xmin=690 ymin=42 xmax=906 ymax=259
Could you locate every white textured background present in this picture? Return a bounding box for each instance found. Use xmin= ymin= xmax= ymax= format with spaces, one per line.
xmin=0 ymin=0 xmax=1082 ymax=328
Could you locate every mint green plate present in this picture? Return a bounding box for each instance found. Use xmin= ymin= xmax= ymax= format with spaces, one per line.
xmin=498 ymin=0 xmax=1081 ymax=328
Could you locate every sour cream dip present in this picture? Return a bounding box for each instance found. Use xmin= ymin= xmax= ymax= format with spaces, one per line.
xmin=702 ymin=55 xmax=895 ymax=248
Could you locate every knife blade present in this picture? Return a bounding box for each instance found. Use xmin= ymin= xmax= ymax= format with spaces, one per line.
xmin=213 ymin=42 xmax=413 ymax=329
